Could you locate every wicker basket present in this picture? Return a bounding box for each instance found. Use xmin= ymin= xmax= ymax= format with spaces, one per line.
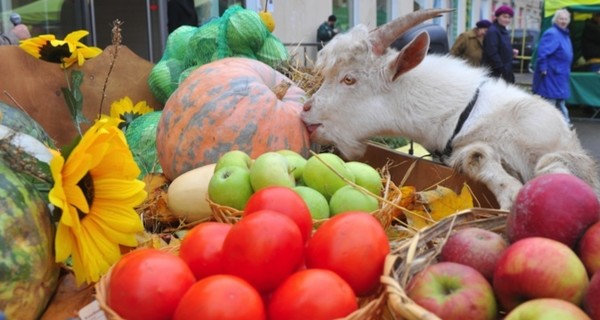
xmin=94 ymin=246 xmax=399 ymax=320
xmin=95 ymin=173 xmax=409 ymax=319
xmin=380 ymin=207 xmax=508 ymax=320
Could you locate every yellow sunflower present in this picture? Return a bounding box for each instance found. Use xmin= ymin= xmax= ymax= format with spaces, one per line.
xmin=110 ymin=96 xmax=154 ymax=130
xmin=19 ymin=30 xmax=102 ymax=68
xmin=48 ymin=117 xmax=146 ymax=285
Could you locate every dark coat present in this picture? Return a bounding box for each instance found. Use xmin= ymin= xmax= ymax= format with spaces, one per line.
xmin=532 ymin=24 xmax=573 ymax=100
xmin=317 ymin=22 xmax=337 ymax=50
xmin=482 ymin=21 xmax=515 ymax=83
xmin=167 ymin=0 xmax=198 ymax=33
xmin=582 ymin=18 xmax=600 ymax=61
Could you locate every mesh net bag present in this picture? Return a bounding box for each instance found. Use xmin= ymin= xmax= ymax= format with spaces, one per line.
xmin=217 ymin=5 xmax=267 ymax=59
xmin=163 ymin=25 xmax=197 ymax=60
xmin=124 ymin=111 xmax=163 ymax=178
xmin=147 ymin=58 xmax=187 ymax=104
xmin=184 ymin=18 xmax=221 ymax=67
xmin=147 ymin=5 xmax=289 ymax=104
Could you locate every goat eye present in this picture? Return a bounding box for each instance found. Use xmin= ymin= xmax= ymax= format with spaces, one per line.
xmin=342 ymin=76 xmax=356 ymax=85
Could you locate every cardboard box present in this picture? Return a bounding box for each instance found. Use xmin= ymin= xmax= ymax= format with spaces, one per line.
xmin=359 ymin=142 xmax=499 ymax=209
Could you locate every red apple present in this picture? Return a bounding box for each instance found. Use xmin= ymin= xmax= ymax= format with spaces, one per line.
xmin=493 ymin=237 xmax=589 ymax=312
xmin=584 ymin=271 xmax=600 ymax=320
xmin=406 ymin=262 xmax=497 ymax=320
xmin=505 ymin=298 xmax=591 ymax=320
xmin=439 ymin=227 xmax=508 ymax=282
xmin=506 ymin=173 xmax=600 ymax=248
xmin=578 ymin=220 xmax=600 ymax=276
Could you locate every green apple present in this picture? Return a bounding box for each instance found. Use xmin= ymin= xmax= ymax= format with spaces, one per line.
xmin=505 ymin=298 xmax=591 ymax=320
xmin=277 ymin=149 xmax=307 ymax=181
xmin=302 ymin=153 xmax=355 ymax=199
xmin=208 ymin=166 xmax=253 ymax=210
xmin=329 ymin=185 xmax=379 ymax=216
xmin=345 ymin=161 xmax=383 ymax=195
xmin=214 ymin=150 xmax=253 ymax=172
xmin=293 ymin=186 xmax=330 ymax=220
xmin=249 ymin=152 xmax=295 ymax=191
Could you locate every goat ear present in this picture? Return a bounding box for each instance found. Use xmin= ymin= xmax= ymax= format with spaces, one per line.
xmin=390 ymin=32 xmax=430 ymax=81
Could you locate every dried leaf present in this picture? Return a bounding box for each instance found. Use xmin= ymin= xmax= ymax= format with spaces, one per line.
xmin=407 ymin=184 xmax=474 ymax=230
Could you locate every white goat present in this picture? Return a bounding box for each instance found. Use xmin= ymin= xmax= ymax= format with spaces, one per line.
xmin=301 ymin=9 xmax=600 ymax=209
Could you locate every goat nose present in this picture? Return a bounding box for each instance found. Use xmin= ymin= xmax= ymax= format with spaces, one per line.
xmin=303 ymin=102 xmax=312 ymax=112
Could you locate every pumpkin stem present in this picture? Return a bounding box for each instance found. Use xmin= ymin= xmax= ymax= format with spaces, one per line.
xmin=263 ymin=0 xmax=268 ymax=12
xmin=271 ymin=81 xmax=291 ymax=100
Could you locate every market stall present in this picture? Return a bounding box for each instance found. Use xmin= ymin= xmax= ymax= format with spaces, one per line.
xmin=536 ymin=1 xmax=600 ymax=111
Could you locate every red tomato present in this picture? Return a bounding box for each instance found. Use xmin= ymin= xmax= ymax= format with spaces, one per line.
xmin=174 ymin=275 xmax=266 ymax=320
xmin=305 ymin=212 xmax=390 ymax=297
xmin=222 ymin=209 xmax=304 ymax=294
xmin=108 ymin=248 xmax=196 ymax=320
xmin=244 ymin=186 xmax=313 ymax=243
xmin=178 ymin=222 xmax=232 ymax=280
xmin=268 ymin=269 xmax=358 ymax=320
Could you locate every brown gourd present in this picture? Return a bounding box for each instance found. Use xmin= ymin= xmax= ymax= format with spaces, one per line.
xmin=156 ymin=57 xmax=311 ymax=180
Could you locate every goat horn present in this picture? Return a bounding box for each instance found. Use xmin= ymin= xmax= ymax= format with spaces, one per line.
xmin=370 ymin=8 xmax=454 ymax=55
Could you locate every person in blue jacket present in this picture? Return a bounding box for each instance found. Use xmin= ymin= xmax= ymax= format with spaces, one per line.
xmin=532 ymin=9 xmax=573 ymax=125
xmin=482 ymin=5 xmax=517 ymax=83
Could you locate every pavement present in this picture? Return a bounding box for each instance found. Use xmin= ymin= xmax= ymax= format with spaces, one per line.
xmin=515 ymin=72 xmax=600 ymax=164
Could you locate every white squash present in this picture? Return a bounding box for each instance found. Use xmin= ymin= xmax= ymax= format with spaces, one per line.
xmin=167 ymin=163 xmax=216 ymax=222
xmin=0 ymin=124 xmax=53 ymax=163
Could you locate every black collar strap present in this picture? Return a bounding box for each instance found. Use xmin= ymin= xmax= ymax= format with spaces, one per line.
xmin=433 ymin=86 xmax=480 ymax=160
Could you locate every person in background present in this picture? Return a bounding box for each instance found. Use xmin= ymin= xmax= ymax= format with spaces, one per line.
xmin=582 ymin=12 xmax=600 ymax=72
xmin=0 ymin=13 xmax=30 ymax=45
xmin=450 ymin=19 xmax=491 ymax=67
xmin=482 ymin=5 xmax=518 ymax=83
xmin=317 ymin=15 xmax=338 ymax=51
xmin=532 ymin=9 xmax=574 ymax=126
xmin=168 ymin=0 xmax=199 ymax=33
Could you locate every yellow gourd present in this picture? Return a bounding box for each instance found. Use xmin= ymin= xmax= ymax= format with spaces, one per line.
xmin=259 ymin=10 xmax=275 ymax=32
xmin=167 ymin=163 xmax=216 ymax=222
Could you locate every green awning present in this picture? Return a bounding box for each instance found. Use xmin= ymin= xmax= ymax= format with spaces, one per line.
xmin=543 ymin=0 xmax=600 ymax=18
xmin=11 ymin=0 xmax=63 ymax=24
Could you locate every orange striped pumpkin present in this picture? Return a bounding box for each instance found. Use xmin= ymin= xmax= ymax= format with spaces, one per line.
xmin=156 ymin=57 xmax=311 ymax=180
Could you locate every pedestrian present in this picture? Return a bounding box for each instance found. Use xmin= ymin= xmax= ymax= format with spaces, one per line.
xmin=482 ymin=5 xmax=518 ymax=83
xmin=316 ymin=15 xmax=338 ymax=51
xmin=582 ymin=12 xmax=600 ymax=72
xmin=167 ymin=0 xmax=199 ymax=33
xmin=450 ymin=19 xmax=491 ymax=67
xmin=532 ymin=9 xmax=574 ymax=126
xmin=0 ymin=13 xmax=30 ymax=45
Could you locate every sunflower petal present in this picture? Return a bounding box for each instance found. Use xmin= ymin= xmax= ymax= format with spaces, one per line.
xmin=88 ymin=214 xmax=140 ymax=246
xmin=55 ymin=223 xmax=75 ymax=262
xmin=64 ymin=30 xmax=89 ymax=43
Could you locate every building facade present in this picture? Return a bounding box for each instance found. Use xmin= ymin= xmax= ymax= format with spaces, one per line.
xmin=1 ymin=0 xmax=542 ymax=63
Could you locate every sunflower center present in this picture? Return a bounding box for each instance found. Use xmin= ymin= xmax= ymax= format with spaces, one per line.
xmin=39 ymin=41 xmax=72 ymax=64
xmin=119 ymin=111 xmax=142 ymax=130
xmin=77 ymin=172 xmax=95 ymax=219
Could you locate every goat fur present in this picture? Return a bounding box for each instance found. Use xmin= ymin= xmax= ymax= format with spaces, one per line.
xmin=301 ymin=25 xmax=600 ymax=209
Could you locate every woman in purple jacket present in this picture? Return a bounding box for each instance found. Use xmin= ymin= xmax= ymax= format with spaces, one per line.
xmin=482 ymin=5 xmax=517 ymax=83
xmin=532 ymin=9 xmax=574 ymax=126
